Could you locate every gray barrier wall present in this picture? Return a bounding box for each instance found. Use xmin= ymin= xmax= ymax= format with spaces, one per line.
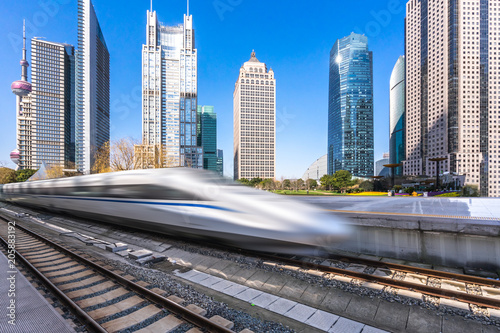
xmin=334 ymin=213 xmax=500 ymax=271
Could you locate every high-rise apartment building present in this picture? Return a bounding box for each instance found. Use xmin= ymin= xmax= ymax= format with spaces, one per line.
xmin=404 ymin=0 xmax=499 ymax=196
xmin=390 ymin=56 xmax=406 ymax=176
xmin=76 ymin=0 xmax=110 ymax=174
xmin=23 ymin=39 xmax=75 ymax=170
xmin=328 ymin=32 xmax=374 ymax=177
xmin=233 ymin=51 xmax=276 ymax=180
xmin=141 ymin=7 xmax=202 ymax=168
xmin=197 ymin=105 xmax=217 ymax=172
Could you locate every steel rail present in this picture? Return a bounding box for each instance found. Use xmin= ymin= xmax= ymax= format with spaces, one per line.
xmin=254 ymin=252 xmax=500 ymax=310
xmin=0 ymin=215 xmax=235 ymax=333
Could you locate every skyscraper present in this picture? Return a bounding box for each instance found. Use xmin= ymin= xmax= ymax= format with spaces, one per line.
xmin=141 ymin=6 xmax=202 ymax=169
xmin=404 ymin=0 xmax=499 ymax=196
xmin=24 ymin=39 xmax=75 ymax=170
xmin=216 ymin=149 xmax=223 ymax=177
xmin=233 ymin=51 xmax=276 ymax=180
xmin=328 ymin=32 xmax=374 ymax=177
xmin=76 ymin=0 xmax=110 ymax=174
xmin=197 ymin=105 xmax=217 ymax=172
xmin=390 ymin=56 xmax=405 ymax=176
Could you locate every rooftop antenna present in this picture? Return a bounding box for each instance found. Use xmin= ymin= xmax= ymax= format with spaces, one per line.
xmin=187 ymin=0 xmax=189 ymax=16
xmin=150 ymin=0 xmax=153 ymax=12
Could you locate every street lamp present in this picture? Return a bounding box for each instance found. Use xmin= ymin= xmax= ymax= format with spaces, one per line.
xmin=428 ymin=157 xmax=448 ymax=190
xmin=383 ymin=163 xmax=403 ymax=189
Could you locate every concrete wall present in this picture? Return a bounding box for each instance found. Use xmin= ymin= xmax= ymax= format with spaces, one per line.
xmin=335 ymin=213 xmax=500 ymax=270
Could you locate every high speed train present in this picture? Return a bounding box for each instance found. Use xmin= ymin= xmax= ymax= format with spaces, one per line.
xmin=0 ymin=168 xmax=351 ymax=254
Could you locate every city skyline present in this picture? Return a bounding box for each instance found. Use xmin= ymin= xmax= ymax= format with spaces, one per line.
xmin=1 ymin=0 xmax=406 ymax=178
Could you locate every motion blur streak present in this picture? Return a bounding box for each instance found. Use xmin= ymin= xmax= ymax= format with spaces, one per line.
xmin=0 ymin=168 xmax=352 ymax=255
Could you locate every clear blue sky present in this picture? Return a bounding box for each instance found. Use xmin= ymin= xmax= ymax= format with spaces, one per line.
xmin=0 ymin=0 xmax=406 ymax=179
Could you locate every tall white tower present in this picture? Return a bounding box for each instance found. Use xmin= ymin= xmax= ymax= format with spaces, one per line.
xmin=141 ymin=6 xmax=202 ymax=168
xmin=10 ymin=21 xmax=32 ymax=169
xmin=233 ymin=51 xmax=276 ymax=180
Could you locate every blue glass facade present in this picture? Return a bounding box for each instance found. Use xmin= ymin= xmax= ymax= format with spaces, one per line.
xmin=328 ymin=33 xmax=374 ymax=177
xmin=389 ymin=56 xmax=405 ymax=176
xmin=197 ymin=105 xmax=217 ymax=172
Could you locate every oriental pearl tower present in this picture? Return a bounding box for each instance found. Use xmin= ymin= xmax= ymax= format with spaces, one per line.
xmin=10 ymin=20 xmax=32 ymax=169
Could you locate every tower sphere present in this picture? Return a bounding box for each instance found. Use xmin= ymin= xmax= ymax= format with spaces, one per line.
xmin=11 ymin=80 xmax=32 ymax=96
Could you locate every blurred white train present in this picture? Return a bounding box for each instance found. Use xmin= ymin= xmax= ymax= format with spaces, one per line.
xmin=0 ymin=168 xmax=351 ymax=254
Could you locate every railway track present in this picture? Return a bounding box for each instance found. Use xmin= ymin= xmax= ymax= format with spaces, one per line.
xmin=0 ymin=216 xmax=249 ymax=333
xmin=253 ymin=251 xmax=500 ymax=311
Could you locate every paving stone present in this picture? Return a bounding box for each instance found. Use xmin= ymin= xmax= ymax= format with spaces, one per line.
xmin=128 ymin=249 xmax=153 ymax=260
xmin=261 ymin=274 xmax=287 ymax=294
xmin=373 ymin=300 xmax=409 ymax=332
xmin=361 ymin=326 xmax=390 ymax=333
xmin=198 ymin=275 xmax=223 ymax=288
xmin=320 ymin=288 xmax=352 ymax=313
xmin=231 ymin=267 xmax=258 ymax=285
xmin=194 ymin=256 xmax=222 ymax=273
xmin=189 ymin=272 xmax=211 ymax=284
xmin=266 ymin=298 xmax=297 ymax=315
xmin=284 ymin=303 xmax=316 ymax=322
xmin=442 ymin=317 xmax=485 ymax=333
xmin=211 ymin=280 xmax=235 ymax=292
xmin=300 ymin=284 xmax=328 ymax=304
xmin=235 ymin=288 xmax=263 ymax=302
xmin=345 ymin=294 xmax=380 ymax=322
xmin=218 ymin=263 xmax=244 ymax=280
xmin=205 ymin=260 xmax=232 ymax=277
xmin=136 ymin=255 xmax=166 ymax=265
xmin=175 ymin=269 xmax=199 ymax=280
xmin=105 ymin=242 xmax=128 ymax=252
xmin=222 ymin=284 xmax=248 ymax=297
xmin=279 ymin=279 xmax=310 ymax=300
xmin=251 ymin=293 xmax=280 ymax=308
xmin=328 ymin=317 xmax=364 ymax=333
xmin=406 ymin=306 xmax=442 ymax=333
xmin=305 ymin=310 xmax=339 ymax=331
xmin=245 ymin=270 xmax=271 ymax=289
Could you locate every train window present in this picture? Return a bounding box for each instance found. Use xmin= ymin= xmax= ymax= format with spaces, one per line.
xmin=107 ymin=185 xmax=203 ymax=201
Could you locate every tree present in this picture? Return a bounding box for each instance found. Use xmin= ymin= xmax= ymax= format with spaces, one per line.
xmin=359 ymin=180 xmax=374 ymax=192
xmin=46 ymin=165 xmax=65 ymax=179
xmin=92 ymin=141 xmax=111 ymax=174
xmin=320 ymin=174 xmax=334 ymax=191
xmin=306 ymin=179 xmax=318 ymax=190
xmin=0 ymin=168 xmax=16 ymax=184
xmin=260 ymin=178 xmax=274 ymax=190
xmin=237 ymin=178 xmax=251 ymax=186
xmin=250 ymin=178 xmax=263 ymax=187
xmin=15 ymin=169 xmax=38 ymax=182
xmin=111 ymin=137 xmax=138 ymax=171
xmin=332 ymin=170 xmax=354 ymax=192
xmin=282 ymin=179 xmax=291 ymax=190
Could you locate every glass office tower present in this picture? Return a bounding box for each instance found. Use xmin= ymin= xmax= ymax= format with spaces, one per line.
xmin=197 ymin=105 xmax=217 ymax=172
xmin=328 ymin=32 xmax=374 ymax=177
xmin=389 ymin=56 xmax=405 ymax=176
xmin=76 ymin=0 xmax=110 ymax=174
xmin=141 ymin=8 xmax=202 ymax=168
